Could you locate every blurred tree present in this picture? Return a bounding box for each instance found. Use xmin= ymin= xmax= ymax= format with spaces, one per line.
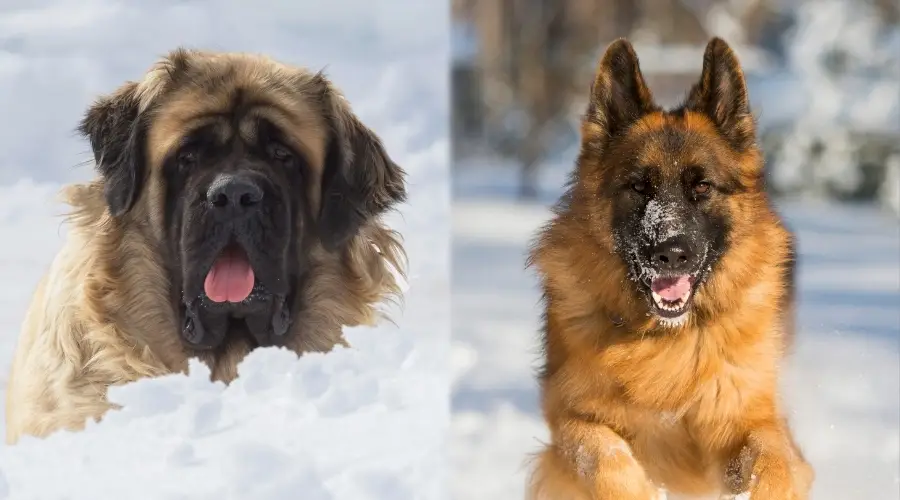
xmin=452 ymin=0 xmax=898 ymax=203
xmin=455 ymin=0 xmax=741 ymax=198
xmin=470 ymin=0 xmax=634 ymax=198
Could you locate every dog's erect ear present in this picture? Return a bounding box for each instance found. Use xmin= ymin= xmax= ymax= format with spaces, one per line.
xmin=78 ymin=82 xmax=147 ymax=217
xmin=318 ymin=83 xmax=406 ymax=251
xmin=684 ymin=38 xmax=756 ymax=151
xmin=585 ymin=38 xmax=657 ymax=147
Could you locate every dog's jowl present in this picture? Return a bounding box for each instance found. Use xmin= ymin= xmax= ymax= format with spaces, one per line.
xmin=526 ymin=38 xmax=813 ymax=500
xmin=5 ymin=49 xmax=407 ymax=445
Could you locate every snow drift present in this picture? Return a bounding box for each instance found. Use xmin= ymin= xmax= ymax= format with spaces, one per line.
xmin=0 ymin=330 xmax=439 ymax=500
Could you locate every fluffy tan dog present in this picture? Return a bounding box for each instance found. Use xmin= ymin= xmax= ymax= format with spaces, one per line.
xmin=6 ymin=49 xmax=406 ymax=444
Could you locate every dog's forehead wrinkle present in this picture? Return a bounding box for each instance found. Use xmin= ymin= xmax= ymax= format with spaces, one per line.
xmin=209 ymin=120 xmax=234 ymax=145
xmin=236 ymin=118 xmax=260 ymax=144
xmin=660 ymin=125 xmax=687 ymax=152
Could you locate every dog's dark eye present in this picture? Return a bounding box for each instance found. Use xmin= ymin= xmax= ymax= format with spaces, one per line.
xmin=177 ymin=149 xmax=199 ymax=169
xmin=267 ymin=142 xmax=293 ymax=163
xmin=694 ymin=181 xmax=711 ymax=195
xmin=632 ymin=181 xmax=648 ymax=193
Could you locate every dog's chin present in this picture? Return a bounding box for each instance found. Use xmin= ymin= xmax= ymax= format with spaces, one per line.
xmin=647 ymin=290 xmax=693 ymax=328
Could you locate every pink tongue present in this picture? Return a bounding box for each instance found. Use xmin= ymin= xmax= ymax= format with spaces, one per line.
xmin=203 ymin=246 xmax=255 ymax=303
xmin=651 ymin=275 xmax=692 ymax=302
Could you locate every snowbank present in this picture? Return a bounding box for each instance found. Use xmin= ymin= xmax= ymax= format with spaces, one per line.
xmin=0 ymin=330 xmax=440 ymax=500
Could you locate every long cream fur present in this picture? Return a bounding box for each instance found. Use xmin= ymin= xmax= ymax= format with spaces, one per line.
xmin=5 ymin=50 xmax=406 ymax=445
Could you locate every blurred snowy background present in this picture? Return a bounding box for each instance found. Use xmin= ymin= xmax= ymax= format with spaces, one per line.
xmin=451 ymin=0 xmax=899 ymax=499
xmin=0 ymin=2 xmax=449 ymax=499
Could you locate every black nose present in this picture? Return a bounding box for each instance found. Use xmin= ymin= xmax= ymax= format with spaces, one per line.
xmin=650 ymin=239 xmax=696 ymax=273
xmin=206 ymin=174 xmax=263 ymax=217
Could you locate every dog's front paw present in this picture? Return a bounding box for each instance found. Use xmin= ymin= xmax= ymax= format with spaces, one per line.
xmin=745 ymin=452 xmax=809 ymax=500
xmin=724 ymin=444 xmax=757 ymax=494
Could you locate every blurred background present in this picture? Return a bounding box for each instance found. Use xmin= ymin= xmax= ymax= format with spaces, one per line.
xmin=450 ymin=1 xmax=899 ymax=499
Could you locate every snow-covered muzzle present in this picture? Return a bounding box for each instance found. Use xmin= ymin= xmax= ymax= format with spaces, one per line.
xmin=613 ymin=197 xmax=726 ymax=327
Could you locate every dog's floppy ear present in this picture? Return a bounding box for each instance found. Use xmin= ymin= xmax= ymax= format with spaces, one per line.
xmin=318 ymin=83 xmax=406 ymax=251
xmin=585 ymin=38 xmax=658 ymax=148
xmin=78 ymin=81 xmax=147 ymax=217
xmin=684 ymin=37 xmax=756 ymax=151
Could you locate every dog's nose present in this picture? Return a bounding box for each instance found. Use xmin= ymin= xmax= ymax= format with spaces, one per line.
xmin=206 ymin=174 xmax=263 ymax=216
xmin=650 ymin=239 xmax=696 ymax=273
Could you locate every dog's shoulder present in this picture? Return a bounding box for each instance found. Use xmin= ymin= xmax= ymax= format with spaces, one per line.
xmin=5 ymin=203 xmax=170 ymax=444
xmin=5 ymin=241 xmax=100 ymax=443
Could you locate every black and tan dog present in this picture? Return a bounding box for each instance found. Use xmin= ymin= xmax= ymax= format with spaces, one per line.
xmin=6 ymin=49 xmax=406 ymax=444
xmin=527 ymin=38 xmax=813 ymax=499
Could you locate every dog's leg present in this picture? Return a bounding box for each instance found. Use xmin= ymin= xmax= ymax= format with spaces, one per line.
xmin=725 ymin=422 xmax=813 ymax=500
xmin=528 ymin=419 xmax=660 ymax=500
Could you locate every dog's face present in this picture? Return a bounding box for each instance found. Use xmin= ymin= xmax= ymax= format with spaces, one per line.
xmin=576 ymin=38 xmax=763 ymax=327
xmin=161 ymin=109 xmax=307 ymax=350
xmin=78 ymin=49 xmax=405 ymax=350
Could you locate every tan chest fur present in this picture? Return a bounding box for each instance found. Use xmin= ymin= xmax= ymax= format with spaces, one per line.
xmin=546 ymin=305 xmax=784 ymax=495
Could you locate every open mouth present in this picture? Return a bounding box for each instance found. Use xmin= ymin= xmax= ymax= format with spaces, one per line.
xmin=182 ymin=240 xmax=292 ymax=350
xmin=648 ymin=274 xmax=697 ymax=319
xmin=203 ymin=242 xmax=257 ymax=303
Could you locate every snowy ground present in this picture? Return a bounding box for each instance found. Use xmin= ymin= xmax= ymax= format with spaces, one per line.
xmin=0 ymin=2 xmax=449 ymax=499
xmin=451 ymin=159 xmax=900 ymax=500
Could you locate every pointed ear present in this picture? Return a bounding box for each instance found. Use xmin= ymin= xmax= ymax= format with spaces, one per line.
xmin=585 ymin=38 xmax=657 ymax=146
xmin=318 ymin=84 xmax=406 ymax=251
xmin=77 ymin=82 xmax=147 ymax=217
xmin=684 ymin=38 xmax=756 ymax=151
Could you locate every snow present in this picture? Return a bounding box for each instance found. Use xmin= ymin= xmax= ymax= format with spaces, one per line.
xmin=0 ymin=344 xmax=438 ymax=499
xmin=0 ymin=2 xmax=449 ymax=499
xmin=452 ymin=159 xmax=900 ymax=500
xmin=641 ymin=198 xmax=684 ymax=246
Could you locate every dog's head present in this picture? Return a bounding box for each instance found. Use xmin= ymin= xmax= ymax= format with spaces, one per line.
xmin=573 ymin=38 xmax=764 ymax=327
xmin=78 ymin=49 xmax=405 ymax=350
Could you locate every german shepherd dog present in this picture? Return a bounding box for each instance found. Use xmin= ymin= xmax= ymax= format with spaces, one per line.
xmin=526 ymin=38 xmax=813 ymax=499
